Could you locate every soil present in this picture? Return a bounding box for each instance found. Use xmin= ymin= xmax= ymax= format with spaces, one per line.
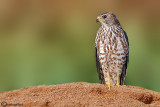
xmin=0 ymin=82 xmax=160 ymax=107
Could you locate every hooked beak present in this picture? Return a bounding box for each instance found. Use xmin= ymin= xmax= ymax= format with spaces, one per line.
xmin=96 ymin=17 xmax=100 ymax=22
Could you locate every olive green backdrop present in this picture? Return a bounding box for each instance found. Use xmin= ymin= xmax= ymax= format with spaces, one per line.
xmin=0 ymin=0 xmax=160 ymax=92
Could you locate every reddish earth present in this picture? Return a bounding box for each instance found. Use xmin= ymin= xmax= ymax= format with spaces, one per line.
xmin=0 ymin=82 xmax=160 ymax=107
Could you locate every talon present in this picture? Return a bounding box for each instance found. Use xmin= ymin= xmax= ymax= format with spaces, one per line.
xmin=116 ymin=83 xmax=120 ymax=88
xmin=108 ymin=83 xmax=112 ymax=90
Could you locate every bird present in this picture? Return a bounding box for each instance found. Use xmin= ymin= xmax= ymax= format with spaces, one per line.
xmin=95 ymin=12 xmax=129 ymax=90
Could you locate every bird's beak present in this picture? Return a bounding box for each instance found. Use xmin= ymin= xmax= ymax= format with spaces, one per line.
xmin=96 ymin=17 xmax=100 ymax=22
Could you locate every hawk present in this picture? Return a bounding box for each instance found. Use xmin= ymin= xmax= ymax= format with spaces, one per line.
xmin=95 ymin=12 xmax=129 ymax=89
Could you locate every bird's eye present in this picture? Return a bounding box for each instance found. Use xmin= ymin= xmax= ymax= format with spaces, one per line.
xmin=102 ymin=15 xmax=107 ymax=19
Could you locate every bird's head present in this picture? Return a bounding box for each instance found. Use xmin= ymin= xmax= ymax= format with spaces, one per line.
xmin=96 ymin=12 xmax=120 ymax=26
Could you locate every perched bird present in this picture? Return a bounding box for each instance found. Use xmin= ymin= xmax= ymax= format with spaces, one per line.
xmin=95 ymin=12 xmax=129 ymax=89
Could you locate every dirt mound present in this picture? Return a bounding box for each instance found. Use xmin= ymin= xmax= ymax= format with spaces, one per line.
xmin=0 ymin=82 xmax=160 ymax=107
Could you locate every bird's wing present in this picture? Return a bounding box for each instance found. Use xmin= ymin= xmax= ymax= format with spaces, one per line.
xmin=120 ymin=31 xmax=129 ymax=85
xmin=95 ymin=47 xmax=105 ymax=84
xmin=124 ymin=31 xmax=129 ymax=47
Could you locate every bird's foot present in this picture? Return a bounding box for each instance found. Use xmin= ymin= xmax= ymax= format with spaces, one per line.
xmin=116 ymin=83 xmax=120 ymax=88
xmin=108 ymin=83 xmax=113 ymax=90
xmin=116 ymin=84 xmax=126 ymax=88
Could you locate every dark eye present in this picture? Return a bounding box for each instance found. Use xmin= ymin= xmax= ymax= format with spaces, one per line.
xmin=102 ymin=15 xmax=107 ymax=19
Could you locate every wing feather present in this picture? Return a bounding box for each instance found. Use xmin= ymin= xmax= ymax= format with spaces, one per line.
xmin=95 ymin=47 xmax=105 ymax=84
xmin=120 ymin=31 xmax=129 ymax=85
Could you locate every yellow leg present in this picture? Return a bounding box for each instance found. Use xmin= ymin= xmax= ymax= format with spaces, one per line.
xmin=116 ymin=73 xmax=120 ymax=87
xmin=116 ymin=74 xmax=126 ymax=87
xmin=108 ymin=73 xmax=112 ymax=90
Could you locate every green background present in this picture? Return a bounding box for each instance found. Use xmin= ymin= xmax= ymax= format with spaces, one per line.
xmin=0 ymin=0 xmax=160 ymax=92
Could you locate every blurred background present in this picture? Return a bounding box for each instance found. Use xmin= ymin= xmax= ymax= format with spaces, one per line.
xmin=0 ymin=0 xmax=160 ymax=92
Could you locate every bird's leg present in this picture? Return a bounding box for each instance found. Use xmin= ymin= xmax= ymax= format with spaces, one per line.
xmin=116 ymin=73 xmax=126 ymax=87
xmin=116 ymin=73 xmax=120 ymax=87
xmin=115 ymin=60 xmax=120 ymax=87
xmin=107 ymin=65 xmax=113 ymax=90
xmin=107 ymin=72 xmax=111 ymax=90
